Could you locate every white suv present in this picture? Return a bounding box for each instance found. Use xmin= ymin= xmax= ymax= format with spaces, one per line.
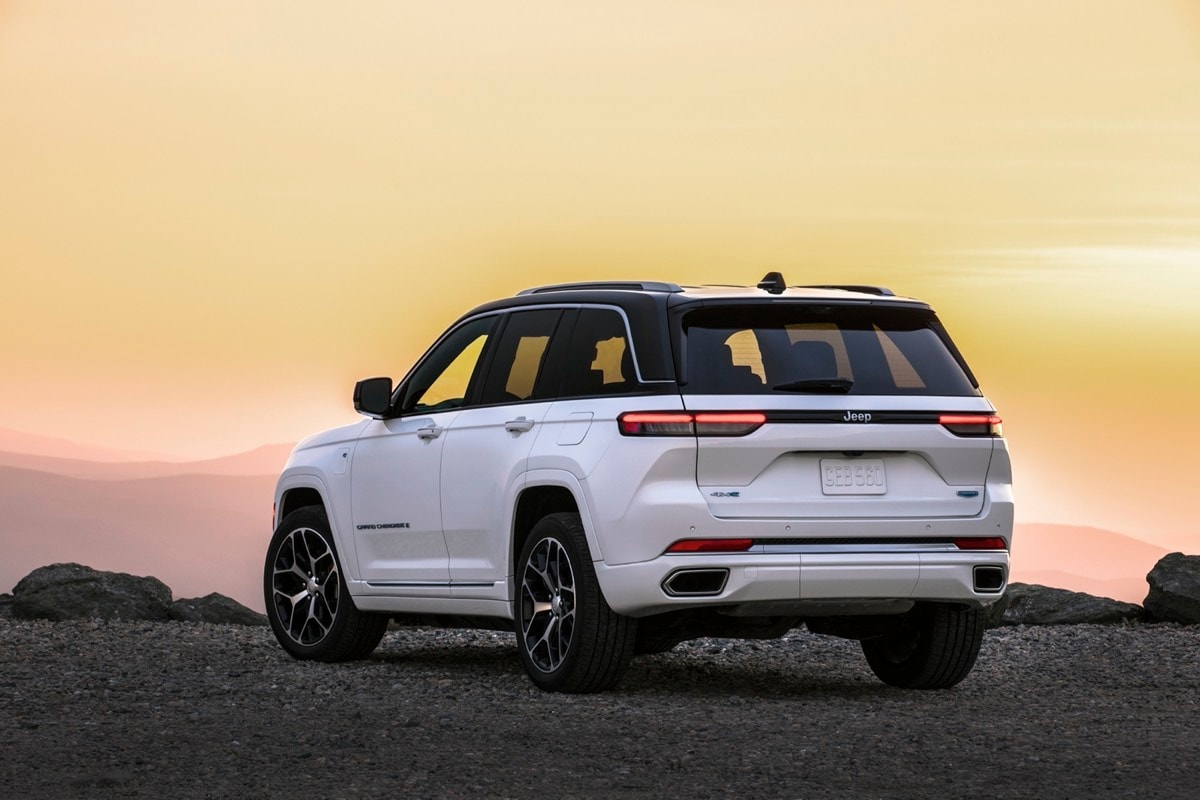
xmin=264 ymin=274 xmax=1013 ymax=692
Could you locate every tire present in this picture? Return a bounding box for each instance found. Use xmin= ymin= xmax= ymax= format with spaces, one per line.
xmin=515 ymin=512 xmax=637 ymax=692
xmin=263 ymin=506 xmax=388 ymax=662
xmin=861 ymin=602 xmax=986 ymax=689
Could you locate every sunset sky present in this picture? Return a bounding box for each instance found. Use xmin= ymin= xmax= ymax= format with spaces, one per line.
xmin=2 ymin=2 xmax=1198 ymax=552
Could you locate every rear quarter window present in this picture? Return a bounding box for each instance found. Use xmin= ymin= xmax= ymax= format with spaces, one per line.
xmin=681 ymin=304 xmax=979 ymax=396
xmin=554 ymin=308 xmax=641 ymax=398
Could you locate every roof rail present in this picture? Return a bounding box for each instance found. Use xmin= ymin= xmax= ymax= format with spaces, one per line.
xmin=517 ymin=281 xmax=684 ymax=295
xmin=800 ymin=284 xmax=895 ymax=297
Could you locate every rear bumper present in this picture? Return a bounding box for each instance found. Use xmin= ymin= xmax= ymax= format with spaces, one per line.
xmin=595 ymin=547 xmax=1009 ymax=618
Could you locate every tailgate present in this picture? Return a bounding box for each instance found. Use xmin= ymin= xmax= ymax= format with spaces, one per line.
xmin=693 ymin=407 xmax=996 ymax=519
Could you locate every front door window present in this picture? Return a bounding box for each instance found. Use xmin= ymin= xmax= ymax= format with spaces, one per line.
xmin=400 ymin=315 xmax=496 ymax=414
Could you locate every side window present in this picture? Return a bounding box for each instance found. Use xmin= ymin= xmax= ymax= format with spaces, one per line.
xmin=478 ymin=309 xmax=563 ymax=405
xmin=400 ymin=316 xmax=496 ymax=414
xmin=557 ymin=308 xmax=639 ymax=399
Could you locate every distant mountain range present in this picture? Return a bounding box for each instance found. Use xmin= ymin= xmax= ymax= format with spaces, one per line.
xmin=1009 ymin=523 xmax=1170 ymax=604
xmin=0 ymin=426 xmax=181 ymax=463
xmin=0 ymin=443 xmax=294 ymax=480
xmin=0 ymin=429 xmax=1182 ymax=610
xmin=0 ymin=429 xmax=288 ymax=610
xmin=0 ymin=465 xmax=275 ymax=612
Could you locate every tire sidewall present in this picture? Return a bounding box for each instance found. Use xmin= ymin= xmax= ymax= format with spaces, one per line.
xmin=863 ymin=608 xmax=932 ymax=685
xmin=263 ymin=506 xmax=354 ymax=660
xmin=862 ymin=602 xmax=984 ymax=689
xmin=515 ymin=516 xmax=589 ymax=691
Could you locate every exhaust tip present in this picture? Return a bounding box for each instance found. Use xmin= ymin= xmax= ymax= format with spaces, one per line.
xmin=662 ymin=568 xmax=729 ymax=597
xmin=973 ymin=565 xmax=1006 ymax=594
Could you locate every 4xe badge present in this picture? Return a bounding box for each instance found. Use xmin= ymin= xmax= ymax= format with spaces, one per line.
xmin=843 ymin=411 xmax=872 ymax=423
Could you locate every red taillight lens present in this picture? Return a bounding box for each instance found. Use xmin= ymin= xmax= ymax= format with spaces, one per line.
xmin=954 ymin=537 xmax=1008 ymax=550
xmin=940 ymin=414 xmax=1003 ymax=437
xmin=618 ymin=411 xmax=765 ymax=437
xmin=618 ymin=412 xmax=694 ymax=436
xmin=694 ymin=412 xmax=767 ymax=436
xmin=666 ymin=538 xmax=755 ymax=553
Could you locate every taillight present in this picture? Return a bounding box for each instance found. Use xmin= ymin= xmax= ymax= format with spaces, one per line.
xmin=666 ymin=538 xmax=754 ymax=553
xmin=617 ymin=412 xmax=694 ymax=436
xmin=694 ymin=412 xmax=766 ymax=436
xmin=618 ymin=411 xmax=766 ymax=437
xmin=940 ymin=414 xmax=1003 ymax=437
xmin=954 ymin=537 xmax=1008 ymax=550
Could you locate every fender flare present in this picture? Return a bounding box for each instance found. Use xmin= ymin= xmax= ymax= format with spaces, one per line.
xmin=517 ymin=468 xmax=604 ymax=564
xmin=275 ymin=471 xmax=362 ymax=583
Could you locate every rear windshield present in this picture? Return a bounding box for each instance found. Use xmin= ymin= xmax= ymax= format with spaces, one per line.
xmin=680 ymin=304 xmax=979 ymax=396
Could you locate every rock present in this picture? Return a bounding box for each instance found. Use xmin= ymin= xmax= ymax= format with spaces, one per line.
xmin=983 ymin=592 xmax=1012 ymax=628
xmin=0 ymin=593 xmax=13 ymax=619
xmin=989 ymin=583 xmax=1142 ymax=627
xmin=11 ymin=563 xmax=172 ymax=622
xmin=1144 ymin=553 xmax=1200 ymax=624
xmin=169 ymin=593 xmax=267 ymax=626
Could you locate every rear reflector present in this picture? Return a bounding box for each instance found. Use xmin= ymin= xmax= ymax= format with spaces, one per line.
xmin=954 ymin=537 xmax=1008 ymax=551
xmin=666 ymin=538 xmax=754 ymax=553
xmin=940 ymin=414 xmax=1003 ymax=437
xmin=619 ymin=411 xmax=765 ymax=437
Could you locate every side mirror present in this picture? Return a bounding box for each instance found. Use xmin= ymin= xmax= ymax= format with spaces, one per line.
xmin=353 ymin=377 xmax=393 ymax=418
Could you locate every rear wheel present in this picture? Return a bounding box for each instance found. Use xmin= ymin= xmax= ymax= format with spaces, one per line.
xmin=264 ymin=506 xmax=388 ymax=662
xmin=515 ymin=512 xmax=637 ymax=692
xmin=861 ymin=602 xmax=985 ymax=689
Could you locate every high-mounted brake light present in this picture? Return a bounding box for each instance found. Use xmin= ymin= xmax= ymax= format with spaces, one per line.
xmin=953 ymin=537 xmax=1008 ymax=551
xmin=940 ymin=414 xmax=1003 ymax=437
xmin=666 ymin=538 xmax=755 ymax=553
xmin=618 ymin=411 xmax=766 ymax=437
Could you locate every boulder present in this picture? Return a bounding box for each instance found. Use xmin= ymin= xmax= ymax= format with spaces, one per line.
xmin=1143 ymin=553 xmax=1200 ymax=624
xmin=0 ymin=593 xmax=13 ymax=619
xmin=11 ymin=563 xmax=172 ymax=622
xmin=983 ymin=592 xmax=1012 ymax=628
xmin=987 ymin=583 xmax=1142 ymax=627
xmin=169 ymin=593 xmax=267 ymax=626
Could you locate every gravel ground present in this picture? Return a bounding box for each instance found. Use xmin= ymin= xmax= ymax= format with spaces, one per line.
xmin=1 ymin=619 xmax=1197 ymax=799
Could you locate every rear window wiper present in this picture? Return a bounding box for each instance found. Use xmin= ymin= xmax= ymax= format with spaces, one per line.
xmin=773 ymin=378 xmax=854 ymax=393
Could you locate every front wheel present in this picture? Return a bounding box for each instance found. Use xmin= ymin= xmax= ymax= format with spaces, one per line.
xmin=264 ymin=506 xmax=388 ymax=662
xmin=515 ymin=512 xmax=637 ymax=692
xmin=861 ymin=602 xmax=985 ymax=689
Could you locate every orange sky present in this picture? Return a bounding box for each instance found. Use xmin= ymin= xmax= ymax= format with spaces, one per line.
xmin=2 ymin=2 xmax=1199 ymax=551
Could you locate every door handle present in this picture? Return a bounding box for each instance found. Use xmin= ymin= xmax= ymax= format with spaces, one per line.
xmin=416 ymin=424 xmax=443 ymax=440
xmin=505 ymin=417 xmax=535 ymax=434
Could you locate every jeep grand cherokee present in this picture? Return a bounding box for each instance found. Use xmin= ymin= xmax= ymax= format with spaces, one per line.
xmin=264 ymin=273 xmax=1012 ymax=692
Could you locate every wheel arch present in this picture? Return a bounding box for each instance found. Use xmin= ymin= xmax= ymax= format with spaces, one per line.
xmin=511 ymin=470 xmax=603 ymax=596
xmin=278 ymin=486 xmax=325 ymax=522
xmin=274 ymin=472 xmax=360 ymax=584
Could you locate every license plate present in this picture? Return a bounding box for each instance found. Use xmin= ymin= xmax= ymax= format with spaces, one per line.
xmin=820 ymin=458 xmax=887 ymax=495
